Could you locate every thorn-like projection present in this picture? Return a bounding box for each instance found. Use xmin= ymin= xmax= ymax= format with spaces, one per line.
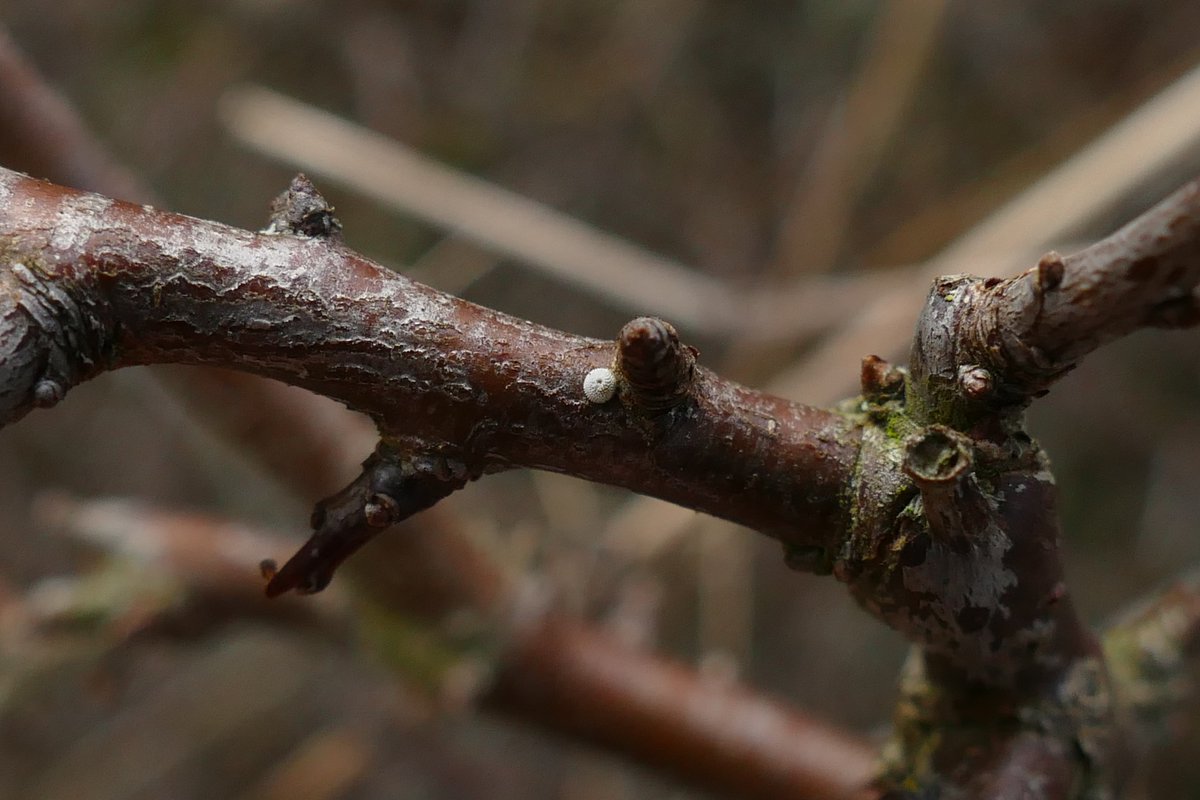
xmin=263 ymin=445 xmax=471 ymax=597
xmin=615 ymin=317 xmax=697 ymax=414
xmin=902 ymin=425 xmax=993 ymax=541
xmin=263 ymin=173 xmax=343 ymax=240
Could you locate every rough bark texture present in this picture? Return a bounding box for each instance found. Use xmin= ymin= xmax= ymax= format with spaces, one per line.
xmin=0 ymin=170 xmax=857 ymax=554
xmin=5 ymin=165 xmax=1200 ymax=798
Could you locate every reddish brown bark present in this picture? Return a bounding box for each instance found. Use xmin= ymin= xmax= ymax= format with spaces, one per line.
xmin=6 ymin=161 xmax=1200 ymax=798
xmin=0 ymin=170 xmax=859 ymax=552
xmin=0 ymin=35 xmax=881 ymax=798
xmin=484 ymin=615 xmax=878 ymax=800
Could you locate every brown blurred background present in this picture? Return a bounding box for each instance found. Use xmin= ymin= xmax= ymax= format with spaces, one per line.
xmin=3 ymin=1 xmax=1200 ymax=797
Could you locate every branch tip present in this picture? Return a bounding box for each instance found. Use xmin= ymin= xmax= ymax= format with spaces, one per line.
xmin=263 ymin=446 xmax=471 ymax=597
xmin=900 ymin=425 xmax=997 ymax=544
xmin=902 ymin=425 xmax=972 ymax=488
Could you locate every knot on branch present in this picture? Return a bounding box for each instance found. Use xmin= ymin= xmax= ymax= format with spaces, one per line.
xmin=262 ymin=445 xmax=473 ymax=596
xmin=615 ymin=317 xmax=697 ymax=414
xmin=0 ymin=258 xmax=112 ymax=424
xmin=263 ymin=173 xmax=343 ymax=240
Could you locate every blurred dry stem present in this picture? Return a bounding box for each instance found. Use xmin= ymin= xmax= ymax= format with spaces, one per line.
xmin=768 ymin=0 xmax=947 ymax=275
xmin=0 ymin=26 xmax=146 ymax=203
xmin=23 ymin=494 xmax=880 ymax=800
xmin=24 ymin=631 xmax=317 ymax=800
xmin=219 ymin=84 xmax=901 ymax=345
xmin=219 ymin=84 xmax=735 ymax=335
xmin=239 ymin=726 xmax=377 ymax=800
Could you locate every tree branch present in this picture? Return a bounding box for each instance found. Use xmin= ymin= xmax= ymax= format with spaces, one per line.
xmin=0 ymin=167 xmax=859 ymax=581
xmin=0 ymin=37 xmax=883 ymax=798
xmin=910 ymin=177 xmax=1200 ymax=422
xmin=8 ymin=159 xmax=1200 ymax=798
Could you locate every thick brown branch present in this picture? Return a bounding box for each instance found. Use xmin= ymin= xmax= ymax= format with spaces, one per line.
xmin=0 ymin=168 xmax=858 ymax=557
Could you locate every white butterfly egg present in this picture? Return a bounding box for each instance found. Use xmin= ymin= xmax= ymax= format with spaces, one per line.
xmin=583 ymin=367 xmax=618 ymax=404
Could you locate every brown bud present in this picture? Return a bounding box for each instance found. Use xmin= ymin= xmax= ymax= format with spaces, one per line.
xmin=861 ymin=355 xmax=904 ymax=399
xmin=363 ymin=493 xmax=400 ymax=528
xmin=957 ymin=365 xmax=993 ymax=400
xmin=1037 ymin=251 xmax=1065 ymax=292
xmin=616 ymin=317 xmax=697 ymax=414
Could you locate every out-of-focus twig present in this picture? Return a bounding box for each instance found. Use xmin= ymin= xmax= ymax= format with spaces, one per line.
xmin=219 ymin=84 xmax=735 ymax=336
xmin=775 ymin=55 xmax=1200 ymax=406
xmin=23 ymin=631 xmax=322 ymax=800
xmin=483 ymin=615 xmax=879 ymax=800
xmin=30 ymin=495 xmax=880 ymax=800
xmin=31 ymin=493 xmax=349 ymax=636
xmin=237 ymin=726 xmax=377 ymax=800
xmin=768 ymin=0 xmax=947 ymax=274
xmin=0 ymin=27 xmax=147 ymax=202
xmin=1103 ymin=567 xmax=1200 ymax=747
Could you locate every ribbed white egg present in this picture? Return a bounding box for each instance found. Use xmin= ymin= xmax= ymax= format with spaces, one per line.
xmin=583 ymin=367 xmax=618 ymax=404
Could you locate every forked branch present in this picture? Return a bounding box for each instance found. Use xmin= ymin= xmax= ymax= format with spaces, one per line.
xmin=4 ymin=165 xmax=1200 ymax=798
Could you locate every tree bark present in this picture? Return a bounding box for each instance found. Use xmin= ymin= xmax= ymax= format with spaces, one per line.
xmin=6 ymin=164 xmax=1200 ymax=798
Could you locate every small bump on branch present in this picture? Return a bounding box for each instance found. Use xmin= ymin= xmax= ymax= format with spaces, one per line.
xmin=263 ymin=173 xmax=343 ymax=240
xmin=860 ymin=354 xmax=904 ymax=400
xmin=615 ymin=317 xmax=697 ymax=414
xmin=1037 ymin=250 xmax=1065 ymax=292
xmin=262 ymin=444 xmax=473 ymax=597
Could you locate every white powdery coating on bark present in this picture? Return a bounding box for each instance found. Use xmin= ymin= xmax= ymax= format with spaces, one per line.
xmin=0 ymin=169 xmax=16 ymax=207
xmin=50 ymin=192 xmax=113 ymax=252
